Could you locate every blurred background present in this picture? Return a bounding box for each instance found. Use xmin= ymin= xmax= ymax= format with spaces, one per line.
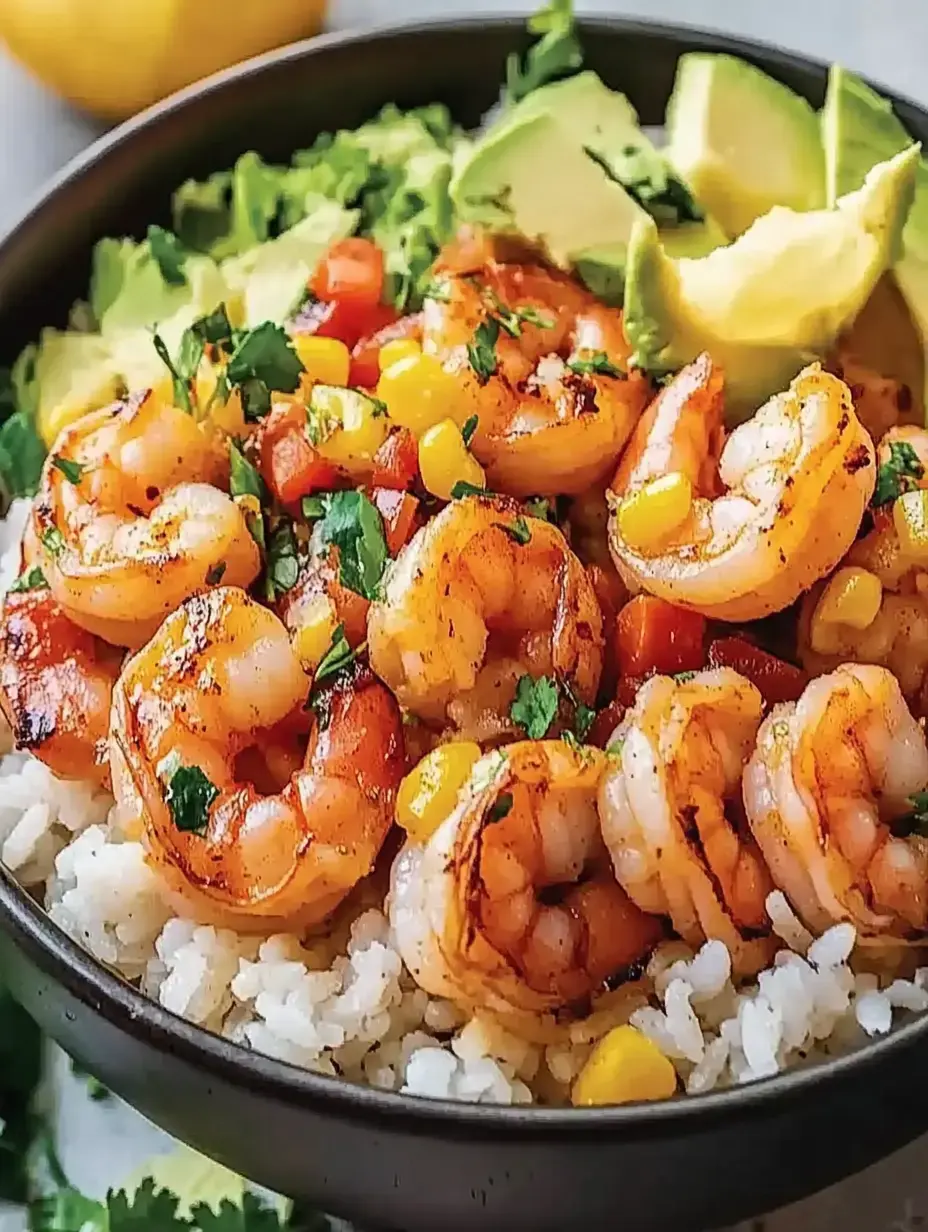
xmin=1 ymin=2 xmax=928 ymax=1230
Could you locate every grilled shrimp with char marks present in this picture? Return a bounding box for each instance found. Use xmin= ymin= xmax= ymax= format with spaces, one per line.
xmin=607 ymin=356 xmax=875 ymax=621
xmin=109 ymin=586 xmax=405 ymax=930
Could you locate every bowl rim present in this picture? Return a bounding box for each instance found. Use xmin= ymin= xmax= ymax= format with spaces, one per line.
xmin=2 ymin=12 xmax=928 ymax=1135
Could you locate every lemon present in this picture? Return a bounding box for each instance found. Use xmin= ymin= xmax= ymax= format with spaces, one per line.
xmin=0 ymin=0 xmax=327 ymax=121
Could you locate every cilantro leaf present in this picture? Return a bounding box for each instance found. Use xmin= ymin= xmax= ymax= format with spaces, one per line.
xmin=8 ymin=565 xmax=48 ymax=594
xmin=42 ymin=527 xmax=65 ymax=558
xmin=301 ymin=494 xmax=327 ymax=520
xmin=163 ymin=761 xmax=220 ymax=836
xmin=0 ymin=410 xmax=46 ymax=505
xmin=314 ymin=490 xmax=388 ymax=600
xmin=505 ymin=0 xmax=583 ymax=105
xmin=265 ymin=519 xmax=300 ymax=599
xmin=466 ymin=317 xmax=499 ymax=384
xmin=496 ymin=516 xmax=531 ymax=545
xmin=153 ymin=331 xmax=204 ymax=414
xmin=523 ymin=497 xmax=555 ymax=523
xmin=560 ymin=678 xmax=595 ymax=741
xmin=606 ymin=736 xmax=625 ymax=759
xmin=224 ymin=323 xmax=304 ymax=422
xmin=228 ymin=442 xmax=266 ymax=552
xmin=487 ymin=792 xmax=513 ymax=823
xmin=193 ymin=1193 xmax=289 ymax=1232
xmin=52 ymin=457 xmax=83 ymax=484
xmin=206 ymin=561 xmax=227 ymax=586
xmin=450 ymin=480 xmax=489 ymax=499
xmin=313 ymin=624 xmax=357 ymax=688
xmin=478 ymin=287 xmax=555 ymax=337
xmin=566 ymin=351 xmax=623 ymax=378
xmin=147 ymin=224 xmax=189 ymax=288
xmin=421 ymin=276 xmax=451 ymax=303
xmin=873 ymin=439 xmax=924 ymax=507
xmin=894 ymin=788 xmax=928 ymax=838
xmin=510 ymin=674 xmax=559 ymax=739
xmin=461 ymin=414 xmax=478 ymax=446
xmin=190 ymin=304 xmax=235 ymax=350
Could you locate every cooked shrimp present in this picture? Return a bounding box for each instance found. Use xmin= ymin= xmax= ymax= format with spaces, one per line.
xmin=607 ymin=356 xmax=875 ymax=622
xmin=276 ymin=546 xmax=370 ymax=651
xmin=33 ymin=390 xmax=260 ymax=648
xmin=829 ymin=352 xmax=917 ymax=443
xmin=743 ymin=663 xmax=928 ymax=938
xmin=390 ymin=740 xmax=664 ymax=1035
xmin=367 ymin=494 xmax=603 ymax=730
xmin=422 ymin=247 xmax=650 ymax=496
xmin=0 ymin=585 xmax=122 ymax=785
xmin=598 ymin=668 xmax=776 ymax=975
xmin=109 ymin=586 xmax=405 ymax=929
xmin=798 ymin=428 xmax=928 ymax=707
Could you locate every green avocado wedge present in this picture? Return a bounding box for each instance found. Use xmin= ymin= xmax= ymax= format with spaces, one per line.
xmin=624 ymin=146 xmax=919 ymax=421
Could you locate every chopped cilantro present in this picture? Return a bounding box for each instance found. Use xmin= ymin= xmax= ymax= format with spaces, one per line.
xmin=52 ymin=457 xmax=84 ymax=485
xmin=205 ymin=561 xmax=227 ymax=586
xmin=560 ymin=678 xmax=595 ymax=741
xmin=0 ymin=410 xmax=47 ymax=505
xmin=314 ymin=490 xmax=388 ymax=600
xmin=153 ymin=331 xmax=203 ymax=414
xmin=450 ymin=480 xmax=489 ymax=499
xmin=479 ymin=288 xmax=555 ymax=337
xmin=566 ymin=351 xmax=623 ymax=378
xmin=497 ymin=516 xmax=531 ymax=545
xmin=523 ymin=497 xmax=554 ymax=523
xmin=605 ymin=736 xmax=625 ymax=759
xmin=873 ymin=439 xmax=924 ymax=507
xmin=673 ymin=670 xmax=698 ymax=684
xmin=510 ymin=674 xmax=559 ymax=739
xmin=421 ymin=276 xmax=451 ymax=303
xmin=461 ymin=414 xmax=479 ymax=446
xmin=228 ymin=442 xmax=267 ymax=552
xmin=505 ymin=0 xmax=583 ymax=105
xmin=893 ymin=788 xmax=928 ymax=839
xmin=466 ymin=317 xmax=500 ymax=384
xmin=163 ymin=759 xmax=219 ymax=836
xmin=190 ymin=303 xmax=235 ymax=349
xmin=222 ymin=323 xmax=304 ymax=422
xmin=487 ymin=792 xmax=513 ymax=823
xmin=305 ymin=397 xmax=340 ymax=447
xmin=147 ymin=224 xmax=189 ymax=287
xmin=8 ymin=564 xmax=47 ymax=594
xmin=517 ymin=305 xmax=556 ymax=329
xmin=365 ymin=394 xmax=388 ymax=418
xmin=41 ymin=527 xmax=65 ymax=558
xmin=301 ymin=494 xmax=327 ymax=520
xmin=265 ymin=520 xmax=300 ymax=599
xmin=312 ymin=624 xmax=358 ymax=688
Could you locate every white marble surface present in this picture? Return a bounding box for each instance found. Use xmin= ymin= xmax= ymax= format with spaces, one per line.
xmin=3 ymin=2 xmax=928 ymax=1228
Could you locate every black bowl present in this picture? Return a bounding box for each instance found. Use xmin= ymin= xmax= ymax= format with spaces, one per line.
xmin=1 ymin=17 xmax=928 ymax=1232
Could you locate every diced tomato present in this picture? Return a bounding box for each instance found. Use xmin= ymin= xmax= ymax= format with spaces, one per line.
xmin=587 ymin=700 xmax=626 ymax=749
xmin=293 ymin=297 xmax=398 ymax=352
xmin=311 ymin=237 xmax=385 ymax=307
xmin=350 ymin=312 xmax=424 ymax=388
xmin=707 ymin=636 xmax=808 ymax=705
xmin=372 ymin=487 xmax=419 ymax=556
xmin=587 ymin=563 xmax=629 ymax=703
xmin=372 ymin=427 xmax=419 ymax=491
xmin=260 ymin=402 xmax=340 ymax=505
xmin=614 ymin=595 xmax=707 ymax=679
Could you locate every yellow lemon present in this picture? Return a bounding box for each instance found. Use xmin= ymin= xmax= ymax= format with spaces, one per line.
xmin=0 ymin=0 xmax=327 ymax=121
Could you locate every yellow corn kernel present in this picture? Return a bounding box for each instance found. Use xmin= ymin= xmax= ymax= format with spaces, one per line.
xmin=378 ymin=338 xmax=421 ymax=371
xmin=292 ymin=594 xmax=339 ymax=672
xmin=310 ymin=385 xmax=390 ymax=471
xmin=617 ymin=472 xmax=693 ymax=555
xmin=376 ymin=352 xmax=471 ymax=437
xmin=292 ymin=335 xmax=351 ymax=387
xmin=894 ymin=489 xmax=928 ymax=562
xmin=396 ymin=742 xmax=483 ymax=844
xmin=571 ymin=1026 xmax=678 ymax=1107
xmin=418 ymin=419 xmax=486 ymax=501
xmin=810 ymin=565 xmax=883 ymax=654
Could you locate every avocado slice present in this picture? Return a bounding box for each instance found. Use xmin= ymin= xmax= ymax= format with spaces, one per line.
xmin=451 ymin=70 xmax=724 ymax=286
xmin=665 ymin=53 xmax=824 ymax=239
xmin=624 ymin=146 xmax=918 ymax=420
xmin=823 ymin=65 xmax=928 ymax=411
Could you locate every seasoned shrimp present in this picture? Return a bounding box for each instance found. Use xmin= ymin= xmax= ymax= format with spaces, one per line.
xmin=743 ymin=664 xmax=928 ymax=938
xmin=33 ymin=390 xmax=260 ymax=648
xmin=798 ymin=428 xmax=928 ymax=709
xmin=390 ymin=740 xmax=665 ymax=1035
xmin=109 ymin=586 xmax=405 ymax=929
xmin=0 ymin=586 xmax=122 ymax=784
xmin=598 ymin=669 xmax=776 ymax=976
xmin=422 ymin=245 xmax=650 ymax=496
xmin=367 ymin=494 xmax=603 ymax=730
xmin=607 ymin=356 xmax=875 ymax=621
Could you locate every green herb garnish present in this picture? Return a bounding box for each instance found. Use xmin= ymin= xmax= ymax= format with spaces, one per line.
xmin=52 ymin=457 xmax=83 ymax=485
xmin=222 ymin=322 xmax=304 ymax=421
xmin=497 ymin=516 xmax=531 ymax=545
xmin=8 ymin=565 xmax=47 ymax=594
xmin=873 ymin=439 xmax=924 ymax=507
xmin=450 ymin=480 xmax=490 ymax=499
xmin=228 ymin=441 xmax=266 ymax=552
xmin=510 ymin=674 xmax=559 ymax=739
xmin=205 ymin=561 xmax=227 ymax=586
xmin=190 ymin=303 xmax=235 ymax=349
xmin=466 ymin=317 xmax=500 ymax=384
xmin=265 ymin=519 xmax=300 ymax=599
xmin=673 ymin=670 xmax=698 ymax=684
xmin=566 ymin=351 xmax=623 ymax=378
xmin=313 ymin=624 xmax=359 ymax=688
xmin=461 ymin=415 xmax=479 ymax=446
xmin=41 ymin=527 xmax=65 ymax=558
xmin=523 ymin=497 xmax=555 ymax=523
xmin=605 ymin=736 xmax=625 ymax=760
xmin=163 ymin=759 xmax=219 ymax=836
xmin=487 ymin=792 xmax=514 ymax=823
xmin=153 ymin=330 xmax=203 ymax=414
xmin=314 ymin=490 xmax=388 ymax=600
xmin=505 ymin=0 xmax=583 ymax=105
xmin=0 ymin=410 xmax=47 ymax=505
xmin=147 ymin=224 xmax=189 ymax=287
xmin=301 ymin=494 xmax=327 ymax=520
xmin=421 ymin=276 xmax=452 ymax=303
